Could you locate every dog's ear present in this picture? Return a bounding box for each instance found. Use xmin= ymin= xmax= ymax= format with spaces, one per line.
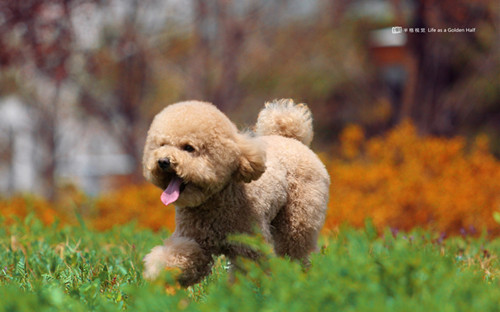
xmin=235 ymin=134 xmax=266 ymax=183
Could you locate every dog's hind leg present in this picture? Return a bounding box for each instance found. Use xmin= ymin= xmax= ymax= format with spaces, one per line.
xmin=270 ymin=180 xmax=328 ymax=263
xmin=143 ymin=236 xmax=213 ymax=286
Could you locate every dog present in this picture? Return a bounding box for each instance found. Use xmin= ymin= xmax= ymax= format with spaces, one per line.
xmin=142 ymin=99 xmax=330 ymax=286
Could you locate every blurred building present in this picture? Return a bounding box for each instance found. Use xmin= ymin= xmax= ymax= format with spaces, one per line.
xmin=0 ymin=96 xmax=134 ymax=196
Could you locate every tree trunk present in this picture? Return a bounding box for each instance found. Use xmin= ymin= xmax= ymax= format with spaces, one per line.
xmin=38 ymin=84 xmax=60 ymax=201
xmin=212 ymin=0 xmax=244 ymax=111
xmin=189 ymin=0 xmax=211 ymax=100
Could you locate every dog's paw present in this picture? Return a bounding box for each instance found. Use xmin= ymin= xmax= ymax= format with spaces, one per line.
xmin=143 ymin=245 xmax=170 ymax=280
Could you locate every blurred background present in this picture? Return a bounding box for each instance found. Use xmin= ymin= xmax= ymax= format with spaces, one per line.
xmin=0 ymin=0 xmax=499 ymax=234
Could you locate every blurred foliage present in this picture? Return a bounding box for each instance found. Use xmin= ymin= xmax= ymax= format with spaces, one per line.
xmin=235 ymin=18 xmax=393 ymax=141
xmin=1 ymin=0 xmax=499 ymax=200
xmin=1 ymin=1 xmax=499 ymax=308
xmin=1 ymin=122 xmax=499 ymax=235
xmin=0 ymin=217 xmax=499 ymax=311
xmin=1 ymin=121 xmax=499 ymax=309
xmin=92 ymin=183 xmax=176 ymax=232
xmin=399 ymin=0 xmax=500 ymax=138
xmin=0 ymin=184 xmax=89 ymax=227
xmin=325 ymin=121 xmax=500 ymax=235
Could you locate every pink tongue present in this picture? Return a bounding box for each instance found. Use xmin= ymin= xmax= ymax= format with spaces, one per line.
xmin=161 ymin=176 xmax=182 ymax=206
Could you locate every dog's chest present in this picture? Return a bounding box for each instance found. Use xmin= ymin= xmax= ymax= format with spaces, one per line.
xmin=176 ymin=203 xmax=255 ymax=249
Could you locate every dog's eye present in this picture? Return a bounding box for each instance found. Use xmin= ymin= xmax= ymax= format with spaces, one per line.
xmin=182 ymin=144 xmax=195 ymax=152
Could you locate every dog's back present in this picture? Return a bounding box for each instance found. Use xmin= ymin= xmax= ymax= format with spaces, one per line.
xmin=251 ymin=99 xmax=330 ymax=260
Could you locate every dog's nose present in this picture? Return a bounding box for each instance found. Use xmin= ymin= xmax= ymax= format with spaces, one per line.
xmin=158 ymin=158 xmax=171 ymax=170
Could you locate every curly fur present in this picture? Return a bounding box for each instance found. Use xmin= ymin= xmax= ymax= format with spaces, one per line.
xmin=256 ymin=99 xmax=313 ymax=146
xmin=142 ymin=99 xmax=330 ymax=286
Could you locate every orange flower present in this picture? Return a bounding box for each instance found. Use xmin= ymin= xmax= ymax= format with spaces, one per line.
xmin=324 ymin=122 xmax=500 ymax=235
xmin=1 ymin=122 xmax=499 ymax=237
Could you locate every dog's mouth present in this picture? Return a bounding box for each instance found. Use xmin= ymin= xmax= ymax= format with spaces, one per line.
xmin=160 ymin=173 xmax=187 ymax=206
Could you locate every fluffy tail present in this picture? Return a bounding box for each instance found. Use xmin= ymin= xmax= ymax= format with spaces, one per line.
xmin=255 ymin=99 xmax=313 ymax=146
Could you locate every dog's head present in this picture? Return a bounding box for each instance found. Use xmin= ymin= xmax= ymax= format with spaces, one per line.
xmin=143 ymin=101 xmax=266 ymax=208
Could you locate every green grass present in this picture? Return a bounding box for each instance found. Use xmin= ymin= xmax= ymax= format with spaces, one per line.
xmin=1 ymin=216 xmax=499 ymax=311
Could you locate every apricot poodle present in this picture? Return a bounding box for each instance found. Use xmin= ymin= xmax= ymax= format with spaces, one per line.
xmin=142 ymin=99 xmax=330 ymax=286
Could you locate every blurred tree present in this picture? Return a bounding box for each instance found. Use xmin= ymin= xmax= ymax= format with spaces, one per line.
xmin=1 ymin=0 xmax=499 ymax=199
xmin=401 ymin=0 xmax=500 ymax=136
xmin=188 ymin=0 xmax=210 ymax=100
xmin=211 ymin=0 xmax=245 ymax=111
xmin=2 ymin=126 xmax=15 ymax=193
xmin=76 ymin=5 xmax=151 ymax=182
xmin=0 ymin=0 xmax=156 ymax=196
xmin=0 ymin=0 xmax=85 ymax=199
xmin=187 ymin=0 xmax=264 ymax=112
xmin=234 ymin=2 xmax=389 ymax=140
xmin=322 ymin=0 xmax=349 ymax=27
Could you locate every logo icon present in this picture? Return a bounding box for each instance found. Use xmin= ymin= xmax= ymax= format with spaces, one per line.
xmin=392 ymin=26 xmax=402 ymax=34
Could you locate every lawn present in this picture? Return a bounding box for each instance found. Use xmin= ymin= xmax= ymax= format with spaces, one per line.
xmin=1 ymin=216 xmax=499 ymax=311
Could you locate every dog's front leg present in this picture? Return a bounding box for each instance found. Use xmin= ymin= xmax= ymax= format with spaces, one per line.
xmin=143 ymin=236 xmax=212 ymax=286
